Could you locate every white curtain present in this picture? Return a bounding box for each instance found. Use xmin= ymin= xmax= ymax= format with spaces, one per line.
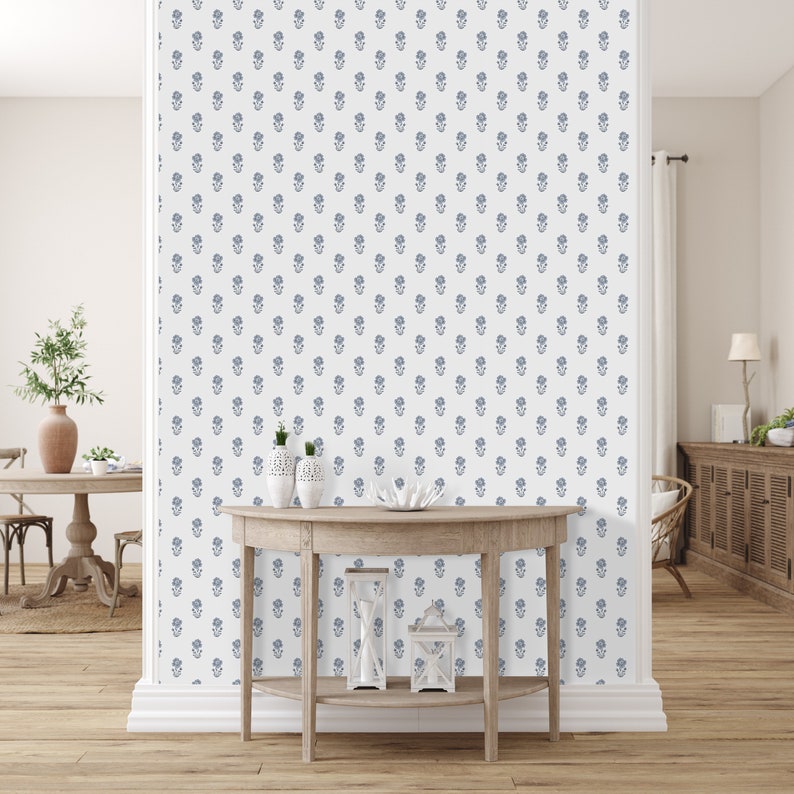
xmin=651 ymin=151 xmax=678 ymax=476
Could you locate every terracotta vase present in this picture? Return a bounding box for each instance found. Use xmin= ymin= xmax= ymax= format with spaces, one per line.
xmin=295 ymin=454 xmax=324 ymax=509
xmin=38 ymin=405 xmax=78 ymax=473
xmin=266 ymin=445 xmax=295 ymax=508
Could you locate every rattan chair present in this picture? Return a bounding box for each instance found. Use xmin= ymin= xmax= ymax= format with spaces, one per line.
xmin=651 ymin=474 xmax=694 ymax=597
xmin=109 ymin=530 xmax=142 ymax=617
xmin=0 ymin=447 xmax=54 ymax=595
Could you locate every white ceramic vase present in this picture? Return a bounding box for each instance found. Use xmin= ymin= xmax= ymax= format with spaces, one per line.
xmin=295 ymin=455 xmax=324 ymax=509
xmin=266 ymin=445 xmax=295 ymax=508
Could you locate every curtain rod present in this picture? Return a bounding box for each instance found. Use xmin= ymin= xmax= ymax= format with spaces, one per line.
xmin=651 ymin=153 xmax=689 ymax=165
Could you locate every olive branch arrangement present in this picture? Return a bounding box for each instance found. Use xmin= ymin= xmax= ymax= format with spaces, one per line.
xmin=13 ymin=304 xmax=104 ymax=406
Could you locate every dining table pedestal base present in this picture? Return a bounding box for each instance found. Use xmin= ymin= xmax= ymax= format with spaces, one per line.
xmin=19 ymin=492 xmax=138 ymax=609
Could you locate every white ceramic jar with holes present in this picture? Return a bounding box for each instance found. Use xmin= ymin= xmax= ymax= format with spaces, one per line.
xmin=295 ymin=454 xmax=324 ymax=508
xmin=266 ymin=445 xmax=295 ymax=508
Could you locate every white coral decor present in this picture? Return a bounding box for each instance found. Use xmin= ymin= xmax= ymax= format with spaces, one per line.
xmin=365 ymin=479 xmax=444 ymax=511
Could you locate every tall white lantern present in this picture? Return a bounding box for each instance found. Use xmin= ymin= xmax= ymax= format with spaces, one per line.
xmin=409 ymin=604 xmax=456 ymax=693
xmin=345 ymin=567 xmax=388 ymax=690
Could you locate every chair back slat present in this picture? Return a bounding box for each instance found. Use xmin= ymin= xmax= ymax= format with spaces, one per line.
xmin=0 ymin=448 xmax=24 ymax=471
xmin=0 ymin=447 xmax=33 ymax=515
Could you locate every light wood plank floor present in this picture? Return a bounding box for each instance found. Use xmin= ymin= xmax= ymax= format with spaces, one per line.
xmin=1 ymin=564 xmax=793 ymax=793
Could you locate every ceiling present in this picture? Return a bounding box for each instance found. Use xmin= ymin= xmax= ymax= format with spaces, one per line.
xmin=0 ymin=1 xmax=792 ymax=98
xmin=650 ymin=0 xmax=794 ymax=97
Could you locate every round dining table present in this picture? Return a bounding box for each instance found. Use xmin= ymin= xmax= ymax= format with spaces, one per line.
xmin=0 ymin=469 xmax=142 ymax=608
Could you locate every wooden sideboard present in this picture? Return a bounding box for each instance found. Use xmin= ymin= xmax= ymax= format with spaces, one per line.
xmin=678 ymin=442 xmax=794 ymax=613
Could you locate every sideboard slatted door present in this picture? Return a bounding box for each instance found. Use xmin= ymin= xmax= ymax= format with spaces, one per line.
xmin=769 ymin=474 xmax=790 ymax=590
xmin=685 ymin=462 xmax=713 ymax=557
xmin=699 ymin=465 xmax=714 ymax=553
xmin=713 ymin=465 xmax=748 ymax=571
xmin=748 ymin=472 xmax=767 ymax=570
xmin=729 ymin=468 xmax=747 ymax=567
xmin=713 ymin=466 xmax=730 ymax=560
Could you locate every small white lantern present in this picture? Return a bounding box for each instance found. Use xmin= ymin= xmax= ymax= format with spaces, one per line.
xmin=409 ymin=604 xmax=456 ymax=693
xmin=345 ymin=567 xmax=388 ymax=690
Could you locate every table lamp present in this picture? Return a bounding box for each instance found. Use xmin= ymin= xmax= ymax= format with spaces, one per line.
xmin=727 ymin=332 xmax=761 ymax=442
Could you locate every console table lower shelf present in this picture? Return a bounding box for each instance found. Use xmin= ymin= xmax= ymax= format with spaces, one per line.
xmin=254 ymin=675 xmax=550 ymax=708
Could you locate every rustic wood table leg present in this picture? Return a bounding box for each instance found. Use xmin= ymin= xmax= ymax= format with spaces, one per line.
xmin=80 ymin=555 xmax=127 ymax=606
xmin=301 ymin=524 xmax=319 ymax=762
xmin=240 ymin=542 xmax=254 ymax=741
xmin=19 ymin=558 xmax=71 ymax=607
xmin=480 ymin=549 xmax=500 ymax=762
xmin=546 ymin=541 xmax=561 ymax=742
xmin=20 ymin=493 xmax=129 ymax=608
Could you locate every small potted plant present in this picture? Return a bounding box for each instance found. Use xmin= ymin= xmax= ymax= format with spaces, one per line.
xmin=750 ymin=407 xmax=794 ymax=446
xmin=13 ymin=304 xmax=104 ymax=473
xmin=295 ymin=440 xmax=324 ymax=509
xmin=82 ymin=446 xmax=117 ymax=476
xmin=265 ymin=421 xmax=295 ymax=507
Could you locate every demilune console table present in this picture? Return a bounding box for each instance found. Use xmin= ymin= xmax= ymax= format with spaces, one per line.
xmin=222 ymin=504 xmax=578 ymax=762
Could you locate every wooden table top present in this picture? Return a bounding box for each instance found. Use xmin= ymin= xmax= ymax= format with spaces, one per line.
xmin=223 ymin=504 xmax=579 ymax=556
xmin=221 ymin=504 xmax=581 ymax=524
xmin=0 ymin=469 xmax=143 ymax=495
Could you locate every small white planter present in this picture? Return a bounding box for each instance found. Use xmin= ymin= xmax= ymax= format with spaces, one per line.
xmin=266 ymin=445 xmax=295 ymax=508
xmin=295 ymin=455 xmax=324 ymax=509
xmin=766 ymin=427 xmax=794 ymax=447
xmin=90 ymin=459 xmax=109 ymax=476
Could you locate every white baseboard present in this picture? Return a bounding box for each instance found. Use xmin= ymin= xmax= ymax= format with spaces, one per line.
xmin=127 ymin=681 xmax=667 ymax=734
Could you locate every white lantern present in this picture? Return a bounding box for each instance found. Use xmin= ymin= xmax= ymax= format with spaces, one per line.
xmin=409 ymin=604 xmax=456 ymax=693
xmin=345 ymin=567 xmax=388 ymax=690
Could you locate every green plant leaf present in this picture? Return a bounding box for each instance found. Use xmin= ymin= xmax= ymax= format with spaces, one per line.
xmin=750 ymin=406 xmax=794 ymax=446
xmin=11 ymin=304 xmax=104 ymax=407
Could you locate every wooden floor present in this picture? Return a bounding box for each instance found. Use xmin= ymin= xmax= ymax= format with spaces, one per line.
xmin=1 ymin=564 xmax=793 ymax=792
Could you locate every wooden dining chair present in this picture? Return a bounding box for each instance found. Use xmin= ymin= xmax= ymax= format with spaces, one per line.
xmin=0 ymin=447 xmax=54 ymax=595
xmin=109 ymin=530 xmax=142 ymax=617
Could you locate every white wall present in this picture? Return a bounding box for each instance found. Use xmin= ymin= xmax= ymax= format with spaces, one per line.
xmin=652 ymin=98 xmax=762 ymax=442
xmin=760 ymin=67 xmax=794 ymax=420
xmin=0 ymin=98 xmax=142 ymax=562
xmin=148 ymin=0 xmax=650 ymax=701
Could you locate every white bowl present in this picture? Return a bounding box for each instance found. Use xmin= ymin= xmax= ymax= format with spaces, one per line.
xmin=766 ymin=427 xmax=794 ymax=446
xmin=365 ymin=479 xmax=444 ymax=511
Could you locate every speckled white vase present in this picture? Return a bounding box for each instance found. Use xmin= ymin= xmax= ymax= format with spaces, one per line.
xmin=295 ymin=455 xmax=324 ymax=509
xmin=266 ymin=445 xmax=295 ymax=508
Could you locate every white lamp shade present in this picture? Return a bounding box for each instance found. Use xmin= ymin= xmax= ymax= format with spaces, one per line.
xmin=727 ymin=333 xmax=761 ymax=362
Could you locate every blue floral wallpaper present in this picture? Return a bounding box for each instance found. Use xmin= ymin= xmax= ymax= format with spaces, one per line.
xmin=157 ymin=0 xmax=639 ymax=690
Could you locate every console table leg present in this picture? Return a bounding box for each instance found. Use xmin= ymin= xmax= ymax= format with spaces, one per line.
xmin=240 ymin=542 xmax=254 ymax=741
xmin=480 ymin=549 xmax=500 ymax=762
xmin=546 ymin=540 xmax=561 ymax=742
xmin=301 ymin=543 xmax=319 ymax=762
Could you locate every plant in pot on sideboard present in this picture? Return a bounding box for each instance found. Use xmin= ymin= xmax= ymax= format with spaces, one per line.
xmin=13 ymin=304 xmax=104 ymax=473
xmin=750 ymin=406 xmax=794 ymax=447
